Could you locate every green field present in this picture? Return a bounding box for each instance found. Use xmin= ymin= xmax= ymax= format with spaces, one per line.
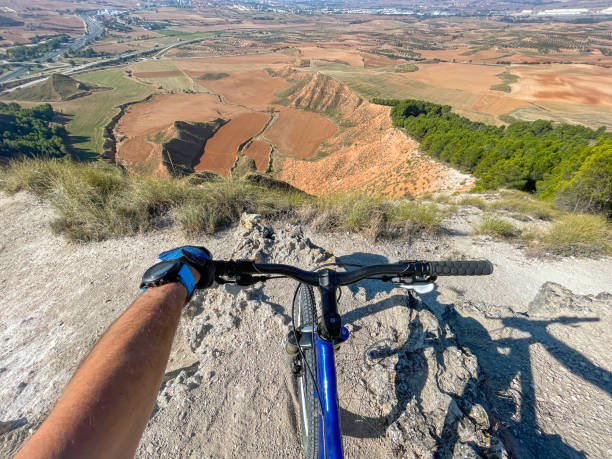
xmin=319 ymin=68 xmax=499 ymax=125
xmin=490 ymin=71 xmax=518 ymax=93
xmin=56 ymin=69 xmax=154 ymax=157
xmin=131 ymin=59 xmax=193 ymax=91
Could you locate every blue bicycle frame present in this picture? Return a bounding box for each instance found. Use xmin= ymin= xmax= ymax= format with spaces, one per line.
xmin=312 ymin=269 xmax=352 ymax=459
xmin=314 ymin=332 xmax=348 ymax=459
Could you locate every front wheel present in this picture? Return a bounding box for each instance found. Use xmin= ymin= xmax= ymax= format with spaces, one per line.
xmin=292 ymin=283 xmax=319 ymax=458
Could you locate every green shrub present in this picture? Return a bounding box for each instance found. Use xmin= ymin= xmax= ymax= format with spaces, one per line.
xmin=476 ymin=217 xmax=520 ymax=239
xmin=0 ymin=160 xmax=445 ymax=243
xmin=489 ymin=190 xmax=558 ymax=220
xmin=542 ymin=214 xmax=611 ymax=256
xmin=459 ymin=196 xmax=488 ymax=209
xmin=303 ymin=194 xmax=444 ymax=241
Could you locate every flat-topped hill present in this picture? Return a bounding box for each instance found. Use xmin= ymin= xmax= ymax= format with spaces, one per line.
xmin=6 ymin=74 xmax=107 ymax=102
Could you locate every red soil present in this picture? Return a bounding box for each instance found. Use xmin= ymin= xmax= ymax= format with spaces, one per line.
xmin=116 ymin=93 xmax=247 ymax=138
xmin=118 ymin=135 xmax=156 ymax=164
xmin=265 ymin=109 xmax=337 ymax=159
xmin=195 ymin=112 xmax=270 ymax=176
xmin=244 ymin=140 xmax=271 ymax=172
xmin=278 ymin=103 xmax=473 ymax=198
xmin=405 ymin=63 xmax=503 ymax=93
xmin=297 ymin=47 xmax=363 ymax=67
xmin=197 ymin=70 xmax=290 ymax=109
xmin=512 ymin=64 xmax=612 ymax=106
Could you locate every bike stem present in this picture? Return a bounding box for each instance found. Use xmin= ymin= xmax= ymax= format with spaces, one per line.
xmin=317 ymin=269 xmax=342 ymax=341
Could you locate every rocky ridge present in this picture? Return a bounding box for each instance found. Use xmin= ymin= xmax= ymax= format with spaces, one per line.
xmin=290 ymin=72 xmax=362 ymax=116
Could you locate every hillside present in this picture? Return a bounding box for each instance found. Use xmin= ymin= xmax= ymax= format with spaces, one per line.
xmin=6 ymin=74 xmax=106 ymax=102
xmin=290 ymin=72 xmax=362 ymax=116
xmin=162 ymin=119 xmax=227 ymax=176
xmin=0 ymin=191 xmax=610 ymax=457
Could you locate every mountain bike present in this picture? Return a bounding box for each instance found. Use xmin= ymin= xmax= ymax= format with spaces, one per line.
xmin=212 ymin=258 xmax=493 ymax=458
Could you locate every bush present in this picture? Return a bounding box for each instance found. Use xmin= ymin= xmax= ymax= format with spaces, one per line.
xmin=459 ymin=196 xmax=488 ymax=209
xmin=301 ymin=194 xmax=444 ymax=241
xmin=489 ymin=190 xmax=558 ymax=220
xmin=542 ymin=214 xmax=611 ymax=257
xmin=475 ymin=217 xmax=520 ymax=239
xmin=0 ymin=159 xmax=305 ymax=241
xmin=1 ymin=159 xmax=444 ymax=242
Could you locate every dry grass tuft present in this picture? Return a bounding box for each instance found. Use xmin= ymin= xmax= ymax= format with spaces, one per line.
xmin=541 ymin=214 xmax=611 ymax=257
xmin=489 ymin=190 xmax=558 ymax=220
xmin=0 ymin=159 xmax=443 ymax=242
xmin=459 ymin=196 xmax=488 ymax=210
xmin=475 ymin=217 xmax=521 ymax=239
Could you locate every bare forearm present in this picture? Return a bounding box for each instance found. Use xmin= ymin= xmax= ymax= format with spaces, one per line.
xmin=16 ymin=283 xmax=186 ymax=459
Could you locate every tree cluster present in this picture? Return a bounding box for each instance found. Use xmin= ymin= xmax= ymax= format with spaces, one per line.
xmin=0 ymin=102 xmax=68 ymax=160
xmin=373 ymin=98 xmax=611 ymax=214
xmin=7 ymin=35 xmax=69 ymax=61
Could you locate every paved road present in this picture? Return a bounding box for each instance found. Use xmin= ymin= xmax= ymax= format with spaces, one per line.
xmin=2 ymin=36 xmax=216 ymax=93
xmin=0 ymin=13 xmax=103 ymax=84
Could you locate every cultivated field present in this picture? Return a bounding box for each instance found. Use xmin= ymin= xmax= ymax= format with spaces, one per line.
xmin=244 ymin=140 xmax=271 ymax=172
xmin=53 ymin=69 xmax=154 ymax=156
xmin=3 ymin=2 xmax=610 ymax=190
xmin=196 ymin=70 xmax=290 ymax=109
xmin=195 ymin=112 xmax=270 ymax=176
xmin=266 ymin=109 xmax=337 ymax=159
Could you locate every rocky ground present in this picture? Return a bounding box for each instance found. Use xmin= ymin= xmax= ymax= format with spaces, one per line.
xmin=1 ymin=191 xmax=611 ymax=458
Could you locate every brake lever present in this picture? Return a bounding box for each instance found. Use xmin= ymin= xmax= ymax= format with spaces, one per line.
xmin=216 ymin=274 xmax=270 ymax=286
xmin=391 ymin=275 xmax=437 ymax=294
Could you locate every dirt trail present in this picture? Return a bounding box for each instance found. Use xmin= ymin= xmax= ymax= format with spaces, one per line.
xmin=0 ymin=192 xmax=610 ymax=458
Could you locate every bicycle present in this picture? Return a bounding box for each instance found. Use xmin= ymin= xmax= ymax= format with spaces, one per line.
xmin=212 ymin=258 xmax=493 ymax=458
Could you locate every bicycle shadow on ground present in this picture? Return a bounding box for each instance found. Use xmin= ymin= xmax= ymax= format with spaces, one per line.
xmin=427 ymin=289 xmax=608 ymax=458
xmin=335 ymin=252 xmax=395 ymax=300
xmin=333 ymin=260 xmax=608 ymax=458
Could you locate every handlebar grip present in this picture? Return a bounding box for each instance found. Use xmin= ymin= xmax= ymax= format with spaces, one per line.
xmin=428 ymin=260 xmax=493 ymax=276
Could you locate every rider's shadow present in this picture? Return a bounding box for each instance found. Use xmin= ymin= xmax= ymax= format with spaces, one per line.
xmin=421 ymin=289 xmax=606 ymax=458
xmin=334 ymin=263 xmax=607 ymax=458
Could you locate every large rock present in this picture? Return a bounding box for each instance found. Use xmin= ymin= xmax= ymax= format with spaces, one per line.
xmin=232 ymin=213 xmax=332 ymax=264
xmin=528 ymin=282 xmax=610 ymax=317
xmin=378 ymin=301 xmax=506 ymax=459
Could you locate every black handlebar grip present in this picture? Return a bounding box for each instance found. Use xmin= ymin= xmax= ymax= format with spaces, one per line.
xmin=428 ymin=260 xmax=493 ymax=276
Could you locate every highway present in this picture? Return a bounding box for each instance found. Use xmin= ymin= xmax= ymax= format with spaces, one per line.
xmin=2 ymin=36 xmax=214 ymax=94
xmin=0 ymin=13 xmax=104 ymax=84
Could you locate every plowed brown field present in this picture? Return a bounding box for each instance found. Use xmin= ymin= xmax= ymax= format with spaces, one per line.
xmin=418 ymin=48 xmax=507 ymax=62
xmin=266 ymin=109 xmax=337 ymax=159
xmin=298 ymin=47 xmax=363 ymax=67
xmin=511 ymin=64 xmax=612 ymax=106
xmin=196 ymin=70 xmax=289 ymax=109
xmin=119 ymin=135 xmax=157 ymax=164
xmin=116 ymin=93 xmax=247 ymax=138
xmin=405 ymin=63 xmax=503 ymax=93
xmin=195 ymin=112 xmax=270 ymax=176
xmin=172 ymin=54 xmax=294 ymax=71
xmin=362 ymin=53 xmax=403 ymax=68
xmin=244 ymin=140 xmax=271 ymax=172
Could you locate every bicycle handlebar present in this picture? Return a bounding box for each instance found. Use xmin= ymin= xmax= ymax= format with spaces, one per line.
xmin=213 ymin=259 xmax=493 ymax=287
